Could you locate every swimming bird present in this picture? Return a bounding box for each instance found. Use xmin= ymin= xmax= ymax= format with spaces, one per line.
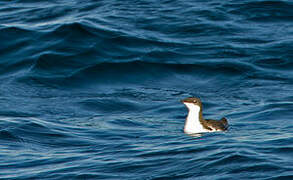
xmin=181 ymin=97 xmax=228 ymax=134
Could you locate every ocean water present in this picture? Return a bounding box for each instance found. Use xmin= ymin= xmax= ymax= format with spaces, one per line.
xmin=0 ymin=0 xmax=293 ymax=179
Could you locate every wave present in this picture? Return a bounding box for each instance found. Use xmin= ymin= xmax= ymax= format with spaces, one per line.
xmin=15 ymin=56 xmax=292 ymax=90
xmin=227 ymin=1 xmax=293 ymax=22
xmin=19 ymin=60 xmax=257 ymax=89
xmin=0 ymin=117 xmax=94 ymax=148
xmin=1 ymin=19 xmax=292 ymax=85
xmin=1 ymin=1 xmax=293 ymax=179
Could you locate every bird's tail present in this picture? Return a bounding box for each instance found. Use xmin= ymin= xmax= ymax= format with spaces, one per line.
xmin=221 ymin=117 xmax=228 ymax=128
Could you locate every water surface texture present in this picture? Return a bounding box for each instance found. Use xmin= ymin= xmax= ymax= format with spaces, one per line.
xmin=0 ymin=0 xmax=293 ymax=179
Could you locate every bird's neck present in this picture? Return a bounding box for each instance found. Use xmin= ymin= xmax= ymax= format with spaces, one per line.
xmin=184 ymin=103 xmax=205 ymax=133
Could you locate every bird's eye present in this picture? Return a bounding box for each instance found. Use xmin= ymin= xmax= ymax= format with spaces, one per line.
xmin=193 ymin=100 xmax=197 ymax=103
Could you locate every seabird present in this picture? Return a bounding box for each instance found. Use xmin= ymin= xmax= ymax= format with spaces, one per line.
xmin=181 ymin=97 xmax=228 ymax=134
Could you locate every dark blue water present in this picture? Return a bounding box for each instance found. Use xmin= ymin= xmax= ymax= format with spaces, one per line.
xmin=0 ymin=0 xmax=293 ymax=179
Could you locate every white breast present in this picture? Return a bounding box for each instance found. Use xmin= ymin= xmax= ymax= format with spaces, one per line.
xmin=183 ymin=103 xmax=211 ymax=134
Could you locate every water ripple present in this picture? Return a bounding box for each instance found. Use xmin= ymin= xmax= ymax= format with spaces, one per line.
xmin=0 ymin=0 xmax=293 ymax=179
